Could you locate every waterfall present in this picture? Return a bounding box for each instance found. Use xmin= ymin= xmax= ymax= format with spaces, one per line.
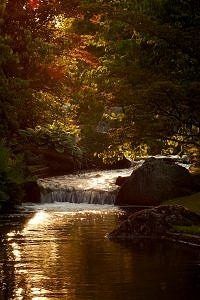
xmin=37 ymin=158 xmax=189 ymax=206
xmin=38 ymin=168 xmax=133 ymax=206
xmin=41 ymin=188 xmax=116 ymax=205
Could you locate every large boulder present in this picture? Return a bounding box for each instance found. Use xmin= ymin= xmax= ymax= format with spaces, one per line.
xmin=115 ymin=176 xmax=129 ymax=186
xmin=109 ymin=205 xmax=200 ymax=240
xmin=115 ymin=158 xmax=199 ymax=206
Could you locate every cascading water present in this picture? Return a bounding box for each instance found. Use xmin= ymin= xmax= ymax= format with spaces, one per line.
xmin=38 ymin=168 xmax=133 ymax=205
xmin=38 ymin=156 xmax=190 ymax=206
xmin=40 ymin=188 xmax=116 ymax=205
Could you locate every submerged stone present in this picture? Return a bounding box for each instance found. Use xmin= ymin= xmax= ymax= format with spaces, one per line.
xmin=109 ymin=205 xmax=200 ymax=240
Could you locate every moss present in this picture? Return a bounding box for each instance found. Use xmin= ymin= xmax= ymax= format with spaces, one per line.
xmin=173 ymin=225 xmax=200 ymax=235
xmin=164 ymin=192 xmax=200 ymax=213
xmin=189 ymin=166 xmax=200 ymax=175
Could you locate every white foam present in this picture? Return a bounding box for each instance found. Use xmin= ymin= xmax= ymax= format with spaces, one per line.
xmin=21 ymin=202 xmax=119 ymax=213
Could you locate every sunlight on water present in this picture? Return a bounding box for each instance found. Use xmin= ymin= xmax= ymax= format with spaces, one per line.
xmin=38 ymin=162 xmax=190 ymax=205
xmin=11 ymin=242 xmax=21 ymax=261
xmin=26 ymin=211 xmax=50 ymax=227
xmin=0 ymin=163 xmax=196 ymax=299
xmin=22 ymin=202 xmax=120 ymax=213
xmin=0 ymin=203 xmax=199 ymax=300
xmin=1 ymin=206 xmax=122 ymax=300
xmin=39 ymin=168 xmax=133 ymax=192
xmin=38 ymin=168 xmax=134 ymax=204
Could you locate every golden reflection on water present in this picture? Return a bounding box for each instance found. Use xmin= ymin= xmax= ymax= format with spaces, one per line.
xmin=25 ymin=211 xmax=50 ymax=227
xmin=1 ymin=208 xmax=198 ymax=300
xmin=6 ymin=211 xmax=73 ymax=299
xmin=4 ymin=209 xmax=121 ymax=300
xmin=11 ymin=242 xmax=21 ymax=261
xmin=39 ymin=168 xmax=133 ymax=192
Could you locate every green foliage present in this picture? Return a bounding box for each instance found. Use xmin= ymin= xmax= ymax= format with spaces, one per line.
xmin=174 ymin=225 xmax=200 ymax=235
xmin=0 ymin=0 xmax=200 ymax=206
xmin=0 ymin=143 xmax=27 ymax=210
xmin=19 ymin=125 xmax=82 ymax=158
xmin=76 ymin=0 xmax=200 ymax=159
xmin=164 ymin=193 xmax=200 ymax=213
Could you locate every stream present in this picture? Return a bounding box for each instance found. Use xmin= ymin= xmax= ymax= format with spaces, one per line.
xmin=0 ymin=168 xmax=200 ymax=299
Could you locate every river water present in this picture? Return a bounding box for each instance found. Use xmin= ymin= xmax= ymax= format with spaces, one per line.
xmin=0 ymin=168 xmax=200 ymax=300
xmin=38 ymin=168 xmax=134 ymax=204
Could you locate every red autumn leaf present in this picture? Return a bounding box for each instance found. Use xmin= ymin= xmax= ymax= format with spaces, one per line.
xmin=28 ymin=0 xmax=40 ymax=10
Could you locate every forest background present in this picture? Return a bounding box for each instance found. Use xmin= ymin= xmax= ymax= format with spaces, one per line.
xmin=0 ymin=0 xmax=199 ymax=207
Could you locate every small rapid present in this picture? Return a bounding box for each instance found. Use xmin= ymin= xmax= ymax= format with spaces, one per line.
xmin=38 ymin=156 xmax=190 ymax=205
xmin=38 ymin=168 xmax=133 ymax=205
xmin=41 ymin=188 xmax=116 ymax=205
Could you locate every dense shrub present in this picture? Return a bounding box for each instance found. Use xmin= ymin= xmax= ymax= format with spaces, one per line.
xmin=0 ymin=143 xmax=27 ymax=211
xmin=19 ymin=125 xmax=83 ymax=158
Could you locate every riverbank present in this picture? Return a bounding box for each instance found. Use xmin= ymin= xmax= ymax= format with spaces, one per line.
xmin=164 ymin=193 xmax=200 ymax=239
xmin=164 ymin=192 xmax=200 ymax=213
xmin=109 ymin=193 xmax=200 ymax=247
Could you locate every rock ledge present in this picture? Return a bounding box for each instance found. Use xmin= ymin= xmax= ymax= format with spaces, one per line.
xmin=109 ymin=205 xmax=200 ymax=243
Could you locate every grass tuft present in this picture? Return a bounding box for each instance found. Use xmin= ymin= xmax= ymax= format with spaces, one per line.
xmin=164 ymin=192 xmax=200 ymax=213
xmin=173 ymin=225 xmax=200 ymax=235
